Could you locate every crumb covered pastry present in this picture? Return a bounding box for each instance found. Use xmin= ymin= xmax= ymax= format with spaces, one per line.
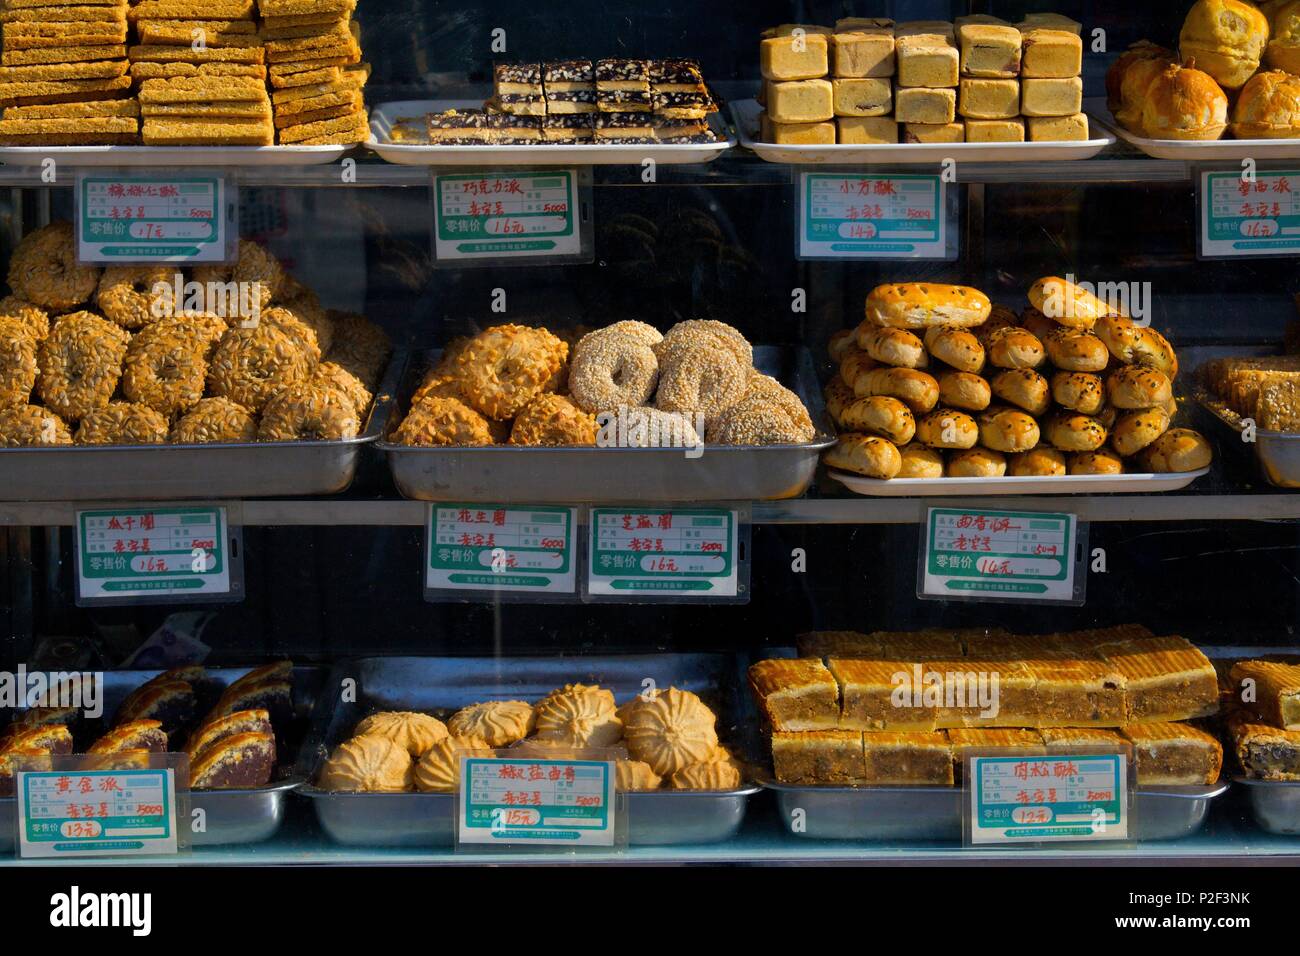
xmin=353 ymin=711 xmax=449 ymax=758
xmin=446 ymin=700 xmax=535 ymax=747
xmin=318 ymin=734 xmax=413 ymax=792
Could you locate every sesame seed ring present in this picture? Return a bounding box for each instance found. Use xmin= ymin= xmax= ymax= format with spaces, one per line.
xmin=655 ymin=319 xmax=752 ymax=368
xmin=0 ymin=404 xmax=72 ymax=446
xmin=0 ymin=316 xmax=38 ymax=408
xmin=258 ymin=382 xmax=359 ymax=442
xmin=36 ymin=311 xmax=130 ymax=421
xmin=192 ymin=238 xmax=283 ymax=317
xmin=707 ymin=397 xmax=815 ymax=445
xmin=171 ymin=397 xmax=257 ymax=444
xmin=455 ymin=324 xmax=568 ymax=420
xmin=206 ymin=323 xmax=312 ymax=413
xmin=509 ymin=393 xmax=598 ymax=446
xmin=121 ymin=321 xmax=212 ymax=416
xmin=75 ymin=401 xmax=169 ymax=445
xmin=740 ymin=371 xmax=814 ymax=436
xmin=0 ymin=296 xmax=50 ymax=341
xmin=94 ymin=265 xmax=174 ymax=330
xmin=393 ymin=396 xmax=494 ymax=446
xmin=654 ymin=336 xmax=747 ymax=428
xmin=6 ymin=222 xmax=99 ymax=312
xmin=568 ymin=325 xmax=659 ymax=414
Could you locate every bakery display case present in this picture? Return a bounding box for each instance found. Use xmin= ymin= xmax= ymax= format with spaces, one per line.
xmin=2 ymin=0 xmax=1300 ymax=876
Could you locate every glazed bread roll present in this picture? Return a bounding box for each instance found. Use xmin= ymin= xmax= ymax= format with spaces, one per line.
xmin=823 ymin=375 xmax=855 ymax=426
xmin=1008 ymin=447 xmax=1067 ymax=477
xmin=854 ymin=366 xmax=940 ymax=413
xmin=824 ymin=433 xmax=902 ymax=479
xmin=1115 ymin=51 xmax=1175 ymax=131
xmin=1094 ymin=316 xmax=1179 ymax=378
xmin=1095 ymin=404 xmax=1118 ymax=430
xmin=865 ymin=283 xmax=993 ymax=329
xmin=898 ymin=444 xmax=945 ymax=478
xmin=972 ymin=304 xmax=1019 ymax=345
xmin=841 ymin=348 xmax=879 ymax=392
xmin=1139 ymin=62 xmax=1229 ymax=139
xmin=1231 ymin=69 xmax=1300 ymax=138
xmin=1045 ymin=412 xmax=1109 ymax=452
xmin=978 ymin=406 xmax=1040 ymax=453
xmin=1110 ymin=406 xmax=1171 ymax=456
xmin=947 ymin=447 xmax=1007 ymax=477
xmin=857 ymin=323 xmax=929 ymax=368
xmin=1138 ymin=427 xmax=1213 ymax=472
xmin=938 ymin=370 xmax=992 ymax=411
xmin=990 ymin=368 xmax=1050 ymax=416
xmin=915 ymin=408 xmax=979 ymax=449
xmin=1107 ymin=364 xmax=1173 ymax=409
xmin=986 ymin=326 xmax=1046 ymax=369
xmin=1018 ymin=306 xmax=1058 ymax=342
xmin=924 ymin=325 xmax=985 ymax=373
xmin=1028 ymin=276 xmax=1116 ymax=329
xmin=828 ymin=329 xmax=857 ymax=363
xmin=1106 ymin=40 xmax=1174 ymax=112
xmin=840 ymin=395 xmax=916 ymax=444
xmin=1069 ymin=448 xmax=1125 ymax=475
xmin=1051 ymin=371 xmax=1105 ymax=415
xmin=1043 ymin=327 xmax=1109 ymax=371
xmin=1267 ymin=2 xmax=1300 ymax=74
xmin=1179 ymin=0 xmax=1270 ymax=91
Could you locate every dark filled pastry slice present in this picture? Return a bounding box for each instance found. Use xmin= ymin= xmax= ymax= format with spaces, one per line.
xmin=185 ymin=708 xmax=273 ymax=763
xmin=3 ymin=723 xmax=73 ymax=755
xmin=188 ymin=731 xmax=276 ymax=789
xmin=87 ymin=719 xmax=168 ymax=754
xmin=115 ymin=680 xmax=197 ymax=741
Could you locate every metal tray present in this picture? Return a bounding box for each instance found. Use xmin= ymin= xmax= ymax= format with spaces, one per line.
xmin=828 ymin=467 xmax=1210 ymax=497
xmin=1199 ymin=396 xmax=1300 ymax=489
xmin=368 ymin=99 xmax=735 ymax=166
xmin=0 ymin=144 xmax=353 ymax=167
xmin=379 ymin=345 xmax=836 ymax=503
xmin=763 ymin=780 xmax=1229 ymax=843
xmin=0 ymin=355 xmax=397 ymax=501
xmin=1233 ymin=777 xmax=1300 ymax=836
xmin=1086 ymin=100 xmax=1300 ymax=161
xmin=294 ymin=654 xmax=756 ymax=847
xmin=734 ymin=98 xmax=1114 ymax=164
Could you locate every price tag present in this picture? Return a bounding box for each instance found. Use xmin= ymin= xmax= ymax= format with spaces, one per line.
xmin=1199 ymin=168 xmax=1300 ymax=257
xmin=76 ymin=171 xmax=231 ymax=263
xmin=919 ymin=507 xmax=1081 ymax=604
xmin=17 ymin=766 xmax=179 ymax=858
xmin=75 ymin=506 xmax=241 ymax=606
xmin=425 ymin=503 xmax=578 ymax=598
xmin=433 ymin=168 xmax=584 ymax=261
xmin=457 ymin=757 xmax=616 ymax=847
xmin=797 ymin=171 xmax=954 ymax=259
xmin=967 ymin=753 xmax=1129 ymax=844
xmin=586 ymin=507 xmax=742 ymax=599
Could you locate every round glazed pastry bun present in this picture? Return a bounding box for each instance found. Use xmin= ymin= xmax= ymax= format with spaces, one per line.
xmin=1110 ymin=406 xmax=1172 ymax=456
xmin=1044 ymin=327 xmax=1110 ymax=372
xmin=1045 ymin=412 xmax=1109 ymax=452
xmin=978 ymin=406 xmax=1041 ymax=453
xmin=985 ymin=327 xmax=1046 ymax=370
xmin=1107 ymin=40 xmax=1175 ymax=112
xmin=1178 ymin=0 xmax=1270 ymax=91
xmin=1115 ymin=51 xmax=1177 ymax=131
xmin=1051 ymin=371 xmax=1106 ymax=415
xmin=1138 ymin=62 xmax=1229 ymax=140
xmin=924 ymin=326 xmax=985 ymax=373
xmin=1107 ymin=364 xmax=1173 ymax=409
xmin=839 ymin=395 xmax=916 ymax=444
xmin=828 ymin=329 xmax=857 ymax=363
xmin=990 ymin=368 xmax=1051 ymax=416
xmin=915 ymin=408 xmax=979 ymax=449
xmin=1008 ymin=447 xmax=1067 ymax=477
xmin=1094 ymin=315 xmax=1179 ymax=378
xmin=898 ymin=444 xmax=945 ymax=478
xmin=1231 ymin=70 xmax=1300 ymax=138
xmin=865 ymin=283 xmax=992 ymax=330
xmin=1267 ymin=2 xmax=1300 ymax=74
xmin=947 ymin=447 xmax=1007 ymax=478
xmin=973 ymin=304 xmax=1019 ymax=345
xmin=823 ymin=433 xmax=902 ymax=479
xmin=856 ymin=323 xmax=929 ymax=368
xmin=1069 ymin=448 xmax=1126 ymax=475
xmin=854 ymin=366 xmax=940 ymax=413
xmin=1028 ymin=277 xmax=1117 ymax=329
xmin=938 ymin=370 xmax=992 ymax=411
xmin=1138 ymin=427 xmax=1213 ymax=472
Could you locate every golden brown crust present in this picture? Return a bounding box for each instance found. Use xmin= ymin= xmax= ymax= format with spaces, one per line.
xmin=823 ymin=432 xmax=902 ymax=479
xmin=865 ymin=283 xmax=992 ymax=329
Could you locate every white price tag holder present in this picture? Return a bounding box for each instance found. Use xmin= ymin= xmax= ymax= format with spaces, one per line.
xmin=1198 ymin=166 xmax=1300 ymax=258
xmin=796 ymin=170 xmax=957 ymax=259
xmin=918 ymin=507 xmax=1085 ymax=605
xmin=424 ymin=503 xmax=579 ymax=602
xmin=74 ymin=504 xmax=243 ymax=606
xmin=583 ymin=506 xmax=749 ymax=603
xmin=75 ymin=169 xmax=235 ymax=264
xmin=431 ymin=167 xmax=592 ymax=265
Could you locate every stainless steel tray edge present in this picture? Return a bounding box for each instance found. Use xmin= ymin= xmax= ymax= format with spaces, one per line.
xmin=1232 ymin=776 xmax=1300 ymax=836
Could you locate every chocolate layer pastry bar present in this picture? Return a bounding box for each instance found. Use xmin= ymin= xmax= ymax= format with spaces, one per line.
xmin=493 ymin=62 xmax=542 ymax=115
xmin=1229 ymin=660 xmax=1300 ymax=729
xmin=596 ymin=57 xmax=648 ymax=111
xmin=426 ymin=108 xmax=490 ymax=143
xmin=541 ymin=112 xmax=593 ymax=142
xmin=545 ymin=88 xmax=596 ymax=113
xmin=486 ymin=111 xmax=541 ymax=143
xmin=543 ymin=58 xmax=594 ymax=112
xmin=649 ymin=57 xmax=704 ymax=91
xmin=593 ymin=109 xmax=653 ymax=141
xmin=653 ymin=117 xmax=711 ymax=141
xmin=651 ymin=89 xmax=716 ymax=119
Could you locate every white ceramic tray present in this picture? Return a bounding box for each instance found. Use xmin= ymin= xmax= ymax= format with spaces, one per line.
xmin=367 ymin=99 xmax=734 ymax=166
xmin=732 ymin=98 xmax=1114 ymax=164
xmin=1086 ymin=98 xmax=1300 ymax=161
xmin=827 ymin=466 xmax=1210 ymax=497
xmin=0 ymin=144 xmax=351 ymax=167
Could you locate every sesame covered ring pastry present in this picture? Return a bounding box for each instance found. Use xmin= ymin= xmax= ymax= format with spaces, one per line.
xmin=36 ymin=311 xmax=130 ymax=421
xmin=568 ymin=321 xmax=660 ymax=413
xmin=6 ymin=222 xmax=99 ymax=312
xmin=94 ymin=265 xmax=174 ymax=330
xmin=455 ymin=324 xmax=568 ymax=420
xmin=654 ymin=325 xmax=749 ymax=427
xmin=656 ymin=319 xmax=752 ymax=368
xmin=0 ymin=404 xmax=72 ymax=446
xmin=75 ymin=401 xmax=169 ymax=445
xmin=171 ymin=397 xmax=257 ymax=444
xmin=206 ymin=323 xmax=313 ymax=413
xmin=0 ymin=296 xmax=50 ymax=341
xmin=258 ymin=383 xmax=360 ymax=442
xmin=0 ymin=316 xmax=38 ymax=407
xmin=393 ymin=396 xmax=494 ymax=446
xmin=708 ymin=391 xmax=816 ymax=445
xmin=192 ymin=238 xmax=284 ymax=317
xmin=509 ymin=393 xmax=598 ymax=446
xmin=122 ymin=318 xmax=218 ymax=416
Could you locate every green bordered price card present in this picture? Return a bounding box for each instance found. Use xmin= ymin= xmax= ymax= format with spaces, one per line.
xmin=75 ymin=171 xmax=234 ymax=264
xmin=432 ymin=167 xmax=591 ymax=264
xmin=425 ymin=503 xmax=578 ymax=601
xmin=74 ymin=505 xmax=243 ymax=606
xmin=584 ymin=507 xmax=748 ymax=602
xmin=918 ymin=507 xmax=1085 ymax=605
xmin=457 ymin=756 xmax=618 ymax=848
xmin=1199 ymin=168 xmax=1300 ymax=258
xmin=797 ymin=171 xmax=956 ymax=260
xmin=966 ymin=752 xmax=1130 ymax=845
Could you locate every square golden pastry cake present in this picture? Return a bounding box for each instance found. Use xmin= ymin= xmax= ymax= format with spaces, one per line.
xmin=955 ymin=14 xmax=1010 ymax=29
xmin=831 ymin=26 xmax=895 ymax=79
xmin=1021 ymin=76 xmax=1082 ymax=116
xmin=1019 ymin=13 xmax=1082 ymax=35
xmin=903 ymin=121 xmax=964 ymax=143
xmin=1024 ymin=659 xmax=1127 ymax=727
xmin=837 ymin=17 xmax=894 ymax=32
xmin=838 ymin=115 xmax=897 ymax=144
xmin=896 ymin=33 xmax=959 ymax=88
xmin=1229 ymin=660 xmax=1300 ymax=729
xmin=831 ymin=76 xmax=891 ymax=116
xmin=926 ymin=659 xmax=1037 ymax=728
xmin=875 ymin=629 xmax=966 ymax=661
xmin=958 ymin=77 xmax=1019 ymax=119
xmin=959 ymin=23 xmax=1022 ymax=77
xmin=749 ymin=657 xmax=840 ymax=731
xmin=1096 ymin=636 xmax=1219 ymax=723
xmin=771 ymin=730 xmax=864 ymax=784
xmin=1027 ymin=113 xmax=1089 ymax=141
xmin=1230 ymin=716 xmax=1300 ymax=780
xmin=764 ymin=116 xmax=835 ymax=144
xmin=965 ymin=117 xmax=1024 ymax=142
xmin=767 ymin=78 xmax=833 ymax=123
xmin=896 ymin=21 xmax=956 ymax=40
xmin=760 ymin=32 xmax=829 ymax=81
xmin=861 ymin=731 xmax=953 ymax=785
xmin=829 ymin=657 xmax=937 ymax=731
xmin=1040 ymin=727 xmax=1133 ymax=761
xmin=946 ymin=727 xmax=1044 ymax=758
xmin=1020 ymin=28 xmax=1083 ymax=78
xmin=1121 ymin=721 xmax=1222 ymax=785
xmin=796 ymin=630 xmax=883 ymax=659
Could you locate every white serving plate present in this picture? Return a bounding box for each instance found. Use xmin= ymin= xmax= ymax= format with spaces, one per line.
xmin=732 ymin=98 xmax=1114 ymax=164
xmin=0 ymin=144 xmax=351 ymax=167
xmin=367 ymin=99 xmax=734 ymax=166
xmin=827 ymin=466 xmax=1210 ymax=497
xmin=1085 ymin=98 xmax=1300 ymax=161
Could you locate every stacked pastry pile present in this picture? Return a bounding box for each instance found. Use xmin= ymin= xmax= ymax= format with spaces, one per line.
xmin=0 ymin=221 xmax=390 ymax=447
xmin=822 ymin=277 xmax=1213 ymax=480
xmin=757 ymin=13 xmax=1088 ymax=145
xmin=316 ymin=684 xmax=745 ymax=793
xmin=390 ymin=319 xmax=815 ymax=448
xmin=1109 ymin=0 xmax=1300 ymax=141
xmin=1201 ymin=354 xmax=1300 ymax=430
xmin=424 ymin=58 xmax=719 ymax=145
xmin=262 ymin=0 xmax=368 ymax=145
xmin=1223 ymin=659 xmax=1300 ymax=780
xmin=750 ymin=625 xmax=1224 ymax=787
xmin=0 ymin=661 xmax=292 ymax=791
xmin=0 ymin=0 xmax=137 ymax=143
